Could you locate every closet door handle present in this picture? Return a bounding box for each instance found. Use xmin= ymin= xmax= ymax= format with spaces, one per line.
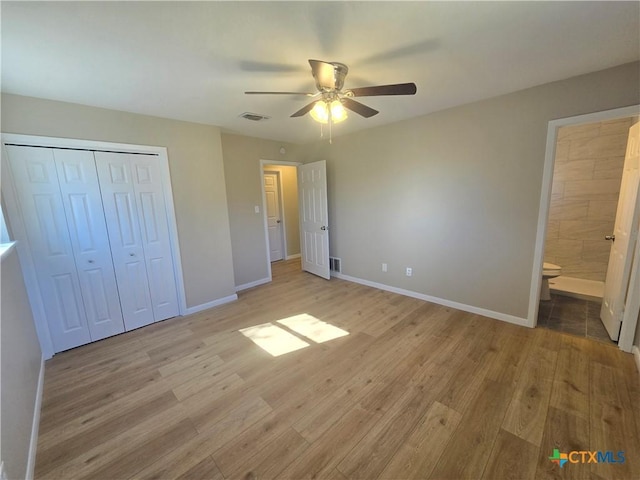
xmin=88 ymin=260 xmax=94 ymax=263
xmin=129 ymin=253 xmax=136 ymax=257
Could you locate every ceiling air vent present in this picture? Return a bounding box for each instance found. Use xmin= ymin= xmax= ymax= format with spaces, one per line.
xmin=240 ymin=112 xmax=270 ymax=122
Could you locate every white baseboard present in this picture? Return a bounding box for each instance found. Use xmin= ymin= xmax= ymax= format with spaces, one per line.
xmin=332 ymin=272 xmax=529 ymax=328
xmin=236 ymin=277 xmax=271 ymax=292
xmin=26 ymin=355 xmax=45 ymax=480
xmin=184 ymin=294 xmax=238 ymax=315
xmin=286 ymin=253 xmax=301 ymax=260
xmin=633 ymin=346 xmax=640 ymax=374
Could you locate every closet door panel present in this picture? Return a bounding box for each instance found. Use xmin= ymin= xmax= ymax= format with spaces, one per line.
xmin=5 ymin=145 xmax=91 ymax=352
xmin=54 ymin=150 xmax=125 ymax=340
xmin=126 ymin=260 xmax=155 ymax=312
xmin=132 ymin=156 xmax=179 ymax=320
xmin=95 ymin=152 xmax=155 ymax=331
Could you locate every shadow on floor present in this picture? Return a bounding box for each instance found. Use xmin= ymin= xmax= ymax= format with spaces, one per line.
xmin=538 ymin=294 xmax=614 ymax=345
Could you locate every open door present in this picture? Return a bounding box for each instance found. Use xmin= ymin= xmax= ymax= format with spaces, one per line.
xmin=600 ymin=121 xmax=640 ymax=340
xmin=298 ymin=160 xmax=330 ymax=279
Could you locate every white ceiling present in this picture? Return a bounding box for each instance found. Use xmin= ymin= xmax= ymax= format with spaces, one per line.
xmin=2 ymin=1 xmax=639 ymax=144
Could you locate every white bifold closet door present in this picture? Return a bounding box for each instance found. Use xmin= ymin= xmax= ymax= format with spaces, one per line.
xmin=95 ymin=152 xmax=179 ymax=329
xmin=5 ymin=144 xmax=180 ymax=353
xmin=5 ymin=146 xmax=125 ymax=352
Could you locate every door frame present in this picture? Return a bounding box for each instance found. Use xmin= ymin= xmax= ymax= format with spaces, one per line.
xmin=528 ymin=105 xmax=640 ymax=352
xmin=1 ymin=133 xmax=187 ymax=359
xmin=258 ymin=159 xmax=301 ymax=282
xmin=263 ymin=170 xmax=286 ymax=262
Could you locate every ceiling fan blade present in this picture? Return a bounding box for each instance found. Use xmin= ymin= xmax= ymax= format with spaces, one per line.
xmin=290 ymin=102 xmax=317 ymax=118
xmin=245 ymin=91 xmax=315 ymax=96
xmin=341 ymin=98 xmax=379 ymax=118
xmin=349 ymin=83 xmax=417 ymax=97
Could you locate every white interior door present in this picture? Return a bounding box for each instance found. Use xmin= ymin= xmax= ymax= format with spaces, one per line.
xmin=264 ymin=171 xmax=284 ymax=262
xmin=54 ymin=149 xmax=125 ymax=341
xmin=601 ymin=121 xmax=640 ymax=340
xmin=298 ymin=160 xmax=330 ymax=279
xmin=130 ymin=155 xmax=179 ymax=320
xmin=95 ymin=152 xmax=155 ymax=331
xmin=4 ymin=146 xmax=92 ymax=351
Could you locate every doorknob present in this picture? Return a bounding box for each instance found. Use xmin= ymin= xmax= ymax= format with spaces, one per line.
xmin=321 ymin=226 xmax=328 ymax=231
xmin=276 ymin=220 xmax=281 ymax=223
xmin=605 ymin=235 xmax=615 ymax=241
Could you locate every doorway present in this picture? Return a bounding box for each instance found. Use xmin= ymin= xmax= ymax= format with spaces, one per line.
xmin=260 ymin=161 xmax=301 ymax=279
xmin=264 ymin=170 xmax=285 ymax=262
xmin=530 ymin=105 xmax=640 ymax=351
xmin=540 ymin=116 xmax=635 ymax=342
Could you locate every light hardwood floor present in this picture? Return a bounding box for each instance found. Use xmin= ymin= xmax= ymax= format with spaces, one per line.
xmin=35 ymin=259 xmax=640 ymax=479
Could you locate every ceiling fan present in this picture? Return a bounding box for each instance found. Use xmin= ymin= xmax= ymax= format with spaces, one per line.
xmin=245 ymin=59 xmax=417 ymax=122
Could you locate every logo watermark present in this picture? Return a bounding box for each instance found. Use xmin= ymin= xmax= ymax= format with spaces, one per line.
xmin=549 ymin=449 xmax=625 ymax=468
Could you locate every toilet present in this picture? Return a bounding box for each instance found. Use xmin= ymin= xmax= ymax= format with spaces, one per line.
xmin=541 ymin=262 xmax=562 ymax=301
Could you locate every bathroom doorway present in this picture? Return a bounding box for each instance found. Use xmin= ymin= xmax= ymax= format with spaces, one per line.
xmin=546 ymin=118 xmax=634 ymax=297
xmin=537 ymin=111 xmax=639 ymax=343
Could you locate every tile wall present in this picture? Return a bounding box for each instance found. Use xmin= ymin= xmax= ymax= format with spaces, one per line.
xmin=545 ymin=118 xmax=633 ymax=281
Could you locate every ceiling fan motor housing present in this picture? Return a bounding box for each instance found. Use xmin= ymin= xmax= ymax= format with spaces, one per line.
xmin=312 ymin=61 xmax=349 ymax=92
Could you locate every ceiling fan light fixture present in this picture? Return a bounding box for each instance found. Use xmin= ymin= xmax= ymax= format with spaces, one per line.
xmin=309 ymin=100 xmax=347 ymax=125
xmin=330 ymin=100 xmax=348 ymax=123
xmin=309 ymin=101 xmax=328 ymax=124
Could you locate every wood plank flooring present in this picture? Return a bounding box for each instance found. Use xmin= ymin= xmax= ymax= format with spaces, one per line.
xmin=35 ymin=259 xmax=640 ymax=479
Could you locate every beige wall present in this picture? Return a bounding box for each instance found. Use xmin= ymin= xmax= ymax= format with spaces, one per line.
xmin=264 ymin=165 xmax=300 ymax=258
xmin=221 ymin=133 xmax=300 ymax=286
xmin=545 ymin=118 xmax=632 ymax=281
xmin=1 ymin=249 xmax=42 ymax=480
xmin=1 ymin=93 xmax=236 ymax=308
xmin=297 ymin=62 xmax=639 ymax=319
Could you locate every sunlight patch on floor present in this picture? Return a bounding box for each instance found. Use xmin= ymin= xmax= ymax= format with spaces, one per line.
xmin=239 ymin=314 xmax=349 ymax=357
xmin=239 ymin=322 xmax=310 ymax=356
xmin=277 ymin=313 xmax=349 ymax=343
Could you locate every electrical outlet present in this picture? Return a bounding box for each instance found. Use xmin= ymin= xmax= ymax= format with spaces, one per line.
xmin=382 ymin=263 xmax=387 ymax=272
xmin=406 ymin=267 xmax=412 ymax=277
